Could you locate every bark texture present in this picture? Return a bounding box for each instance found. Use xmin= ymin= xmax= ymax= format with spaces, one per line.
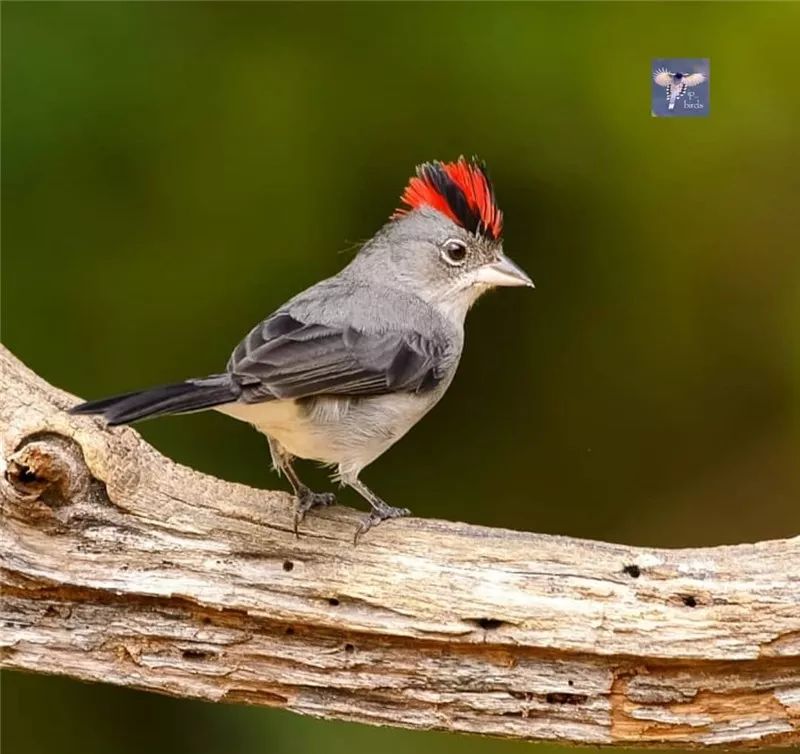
xmin=1 ymin=344 xmax=798 ymax=748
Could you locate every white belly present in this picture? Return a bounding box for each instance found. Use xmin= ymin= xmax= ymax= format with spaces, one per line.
xmin=215 ymin=391 xmax=442 ymax=475
xmin=216 ymin=399 xmax=339 ymax=463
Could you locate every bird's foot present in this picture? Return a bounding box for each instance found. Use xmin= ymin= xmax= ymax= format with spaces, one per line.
xmin=293 ymin=487 xmax=336 ymax=537
xmin=354 ymin=500 xmax=411 ymax=544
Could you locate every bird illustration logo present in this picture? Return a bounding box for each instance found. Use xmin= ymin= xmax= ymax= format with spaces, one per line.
xmin=654 ymin=68 xmax=706 ymax=110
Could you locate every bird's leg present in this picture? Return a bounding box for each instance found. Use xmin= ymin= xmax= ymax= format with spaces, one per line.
xmin=286 ymin=463 xmax=337 ymax=536
xmin=344 ymin=476 xmax=411 ymax=543
xmin=267 ymin=436 xmax=335 ymax=536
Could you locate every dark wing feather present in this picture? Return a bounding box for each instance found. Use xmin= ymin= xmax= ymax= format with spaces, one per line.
xmin=227 ymin=313 xmax=448 ymax=402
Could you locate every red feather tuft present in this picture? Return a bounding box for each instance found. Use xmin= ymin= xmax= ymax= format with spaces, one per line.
xmin=393 ymin=157 xmax=503 ymax=240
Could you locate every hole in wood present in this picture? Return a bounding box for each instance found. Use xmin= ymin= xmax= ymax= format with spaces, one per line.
xmin=468 ymin=617 xmax=504 ymax=630
xmin=545 ymin=692 xmax=588 ymax=705
xmin=15 ymin=463 xmax=38 ymax=485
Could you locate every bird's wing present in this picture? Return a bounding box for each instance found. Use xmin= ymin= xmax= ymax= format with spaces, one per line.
xmin=683 ymin=73 xmax=706 ymax=87
xmin=227 ymin=311 xmax=449 ymax=402
xmin=654 ymin=68 xmax=673 ymax=87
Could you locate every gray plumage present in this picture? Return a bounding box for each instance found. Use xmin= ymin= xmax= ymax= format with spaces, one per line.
xmin=71 ymin=162 xmax=533 ymax=536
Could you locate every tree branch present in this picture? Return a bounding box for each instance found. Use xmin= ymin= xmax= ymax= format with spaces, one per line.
xmin=1 ymin=344 xmax=798 ymax=748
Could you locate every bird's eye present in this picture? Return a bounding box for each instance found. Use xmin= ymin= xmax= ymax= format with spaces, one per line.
xmin=441 ymin=239 xmax=467 ymax=266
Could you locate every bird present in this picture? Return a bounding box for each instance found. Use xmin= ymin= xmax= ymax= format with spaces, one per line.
xmin=654 ymin=68 xmax=706 ymax=110
xmin=70 ymin=157 xmax=534 ymax=538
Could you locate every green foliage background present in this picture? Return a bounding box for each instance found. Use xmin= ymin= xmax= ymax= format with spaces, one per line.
xmin=2 ymin=3 xmax=798 ymax=754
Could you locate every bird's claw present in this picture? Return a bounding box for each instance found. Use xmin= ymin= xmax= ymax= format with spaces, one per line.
xmin=293 ymin=488 xmax=336 ymax=537
xmin=354 ymin=502 xmax=411 ymax=544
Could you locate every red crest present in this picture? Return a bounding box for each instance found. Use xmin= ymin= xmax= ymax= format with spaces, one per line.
xmin=394 ymin=157 xmax=503 ymax=240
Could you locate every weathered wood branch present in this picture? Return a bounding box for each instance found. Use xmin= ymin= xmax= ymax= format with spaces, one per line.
xmin=1 ymin=344 xmax=798 ymax=748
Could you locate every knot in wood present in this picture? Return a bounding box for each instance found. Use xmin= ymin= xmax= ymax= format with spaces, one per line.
xmin=4 ymin=433 xmax=91 ymax=506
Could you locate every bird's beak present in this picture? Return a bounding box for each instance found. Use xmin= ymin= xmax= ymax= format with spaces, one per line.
xmin=475 ymin=254 xmax=535 ymax=288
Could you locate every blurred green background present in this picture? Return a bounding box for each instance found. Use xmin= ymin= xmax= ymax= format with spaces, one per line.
xmin=2 ymin=2 xmax=798 ymax=753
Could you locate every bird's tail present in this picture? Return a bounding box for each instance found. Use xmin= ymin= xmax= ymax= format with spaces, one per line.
xmin=69 ymin=374 xmax=240 ymax=426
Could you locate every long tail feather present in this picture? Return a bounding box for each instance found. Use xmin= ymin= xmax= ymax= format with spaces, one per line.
xmin=69 ymin=374 xmax=239 ymax=425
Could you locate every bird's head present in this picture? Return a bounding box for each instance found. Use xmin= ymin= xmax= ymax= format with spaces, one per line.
xmin=352 ymin=158 xmax=533 ymax=320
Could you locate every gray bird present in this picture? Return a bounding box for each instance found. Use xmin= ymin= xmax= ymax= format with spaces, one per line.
xmin=71 ymin=157 xmax=533 ymax=537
